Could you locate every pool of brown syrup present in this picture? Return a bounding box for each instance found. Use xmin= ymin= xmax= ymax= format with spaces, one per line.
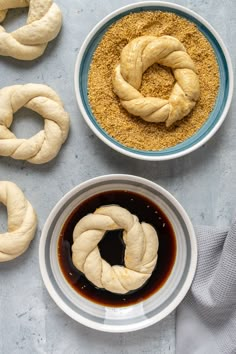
xmin=58 ymin=190 xmax=176 ymax=307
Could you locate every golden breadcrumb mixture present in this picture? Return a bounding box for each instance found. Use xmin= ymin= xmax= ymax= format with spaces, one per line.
xmin=88 ymin=11 xmax=219 ymax=151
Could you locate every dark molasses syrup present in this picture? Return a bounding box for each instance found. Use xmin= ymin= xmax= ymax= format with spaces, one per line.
xmin=58 ymin=190 xmax=176 ymax=307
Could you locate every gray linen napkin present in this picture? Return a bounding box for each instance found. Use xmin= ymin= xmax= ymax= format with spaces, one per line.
xmin=176 ymin=221 xmax=236 ymax=354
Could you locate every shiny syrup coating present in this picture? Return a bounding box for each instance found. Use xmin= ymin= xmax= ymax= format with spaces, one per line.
xmin=58 ymin=190 xmax=176 ymax=307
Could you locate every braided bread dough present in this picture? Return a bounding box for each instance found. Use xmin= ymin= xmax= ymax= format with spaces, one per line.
xmin=0 ymin=181 xmax=37 ymax=262
xmin=0 ymin=0 xmax=62 ymax=60
xmin=72 ymin=205 xmax=159 ymax=294
xmin=113 ymin=35 xmax=200 ymax=127
xmin=0 ymin=84 xmax=70 ymax=164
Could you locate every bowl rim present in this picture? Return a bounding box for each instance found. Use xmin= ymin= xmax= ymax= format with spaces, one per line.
xmin=39 ymin=174 xmax=198 ymax=332
xmin=74 ymin=0 xmax=234 ymax=161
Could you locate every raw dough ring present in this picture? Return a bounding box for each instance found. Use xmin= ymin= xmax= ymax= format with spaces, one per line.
xmin=72 ymin=205 xmax=159 ymax=294
xmin=113 ymin=35 xmax=200 ymax=127
xmin=0 ymin=0 xmax=62 ymax=60
xmin=0 ymin=83 xmax=70 ymax=164
xmin=0 ymin=181 xmax=37 ymax=262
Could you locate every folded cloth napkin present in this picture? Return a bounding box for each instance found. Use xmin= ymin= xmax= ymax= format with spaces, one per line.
xmin=176 ymin=220 xmax=236 ymax=354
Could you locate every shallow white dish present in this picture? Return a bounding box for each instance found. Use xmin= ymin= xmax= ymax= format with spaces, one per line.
xmin=39 ymin=174 xmax=197 ymax=332
xmin=74 ymin=1 xmax=233 ymax=161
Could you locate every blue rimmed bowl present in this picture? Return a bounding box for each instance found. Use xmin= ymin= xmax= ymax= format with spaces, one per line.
xmin=74 ymin=1 xmax=233 ymax=161
xmin=39 ymin=174 xmax=197 ymax=332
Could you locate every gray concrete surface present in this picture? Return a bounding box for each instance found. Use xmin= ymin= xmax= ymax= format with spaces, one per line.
xmin=0 ymin=0 xmax=235 ymax=353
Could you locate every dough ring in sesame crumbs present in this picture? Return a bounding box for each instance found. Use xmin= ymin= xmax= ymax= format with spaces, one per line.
xmin=113 ymin=35 xmax=200 ymax=127
xmin=72 ymin=205 xmax=159 ymax=294
xmin=0 ymin=84 xmax=70 ymax=164
xmin=0 ymin=0 xmax=62 ymax=60
xmin=0 ymin=181 xmax=37 ymax=262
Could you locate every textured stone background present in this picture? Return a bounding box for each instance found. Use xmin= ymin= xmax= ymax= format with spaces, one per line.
xmin=0 ymin=0 xmax=235 ymax=353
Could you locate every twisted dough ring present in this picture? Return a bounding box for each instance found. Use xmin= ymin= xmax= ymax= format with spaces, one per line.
xmin=0 ymin=181 xmax=37 ymax=262
xmin=0 ymin=0 xmax=62 ymax=60
xmin=0 ymin=84 xmax=70 ymax=164
xmin=72 ymin=205 xmax=159 ymax=294
xmin=113 ymin=35 xmax=200 ymax=127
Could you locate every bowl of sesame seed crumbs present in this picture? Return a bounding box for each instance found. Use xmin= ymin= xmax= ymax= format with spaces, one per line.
xmin=74 ymin=1 xmax=233 ymax=161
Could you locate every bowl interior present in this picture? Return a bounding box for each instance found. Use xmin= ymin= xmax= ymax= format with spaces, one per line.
xmin=40 ymin=175 xmax=197 ymax=332
xmin=75 ymin=3 xmax=231 ymax=160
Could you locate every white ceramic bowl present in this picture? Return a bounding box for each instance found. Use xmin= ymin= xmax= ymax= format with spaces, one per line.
xmin=39 ymin=174 xmax=197 ymax=332
xmin=74 ymin=1 xmax=233 ymax=161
